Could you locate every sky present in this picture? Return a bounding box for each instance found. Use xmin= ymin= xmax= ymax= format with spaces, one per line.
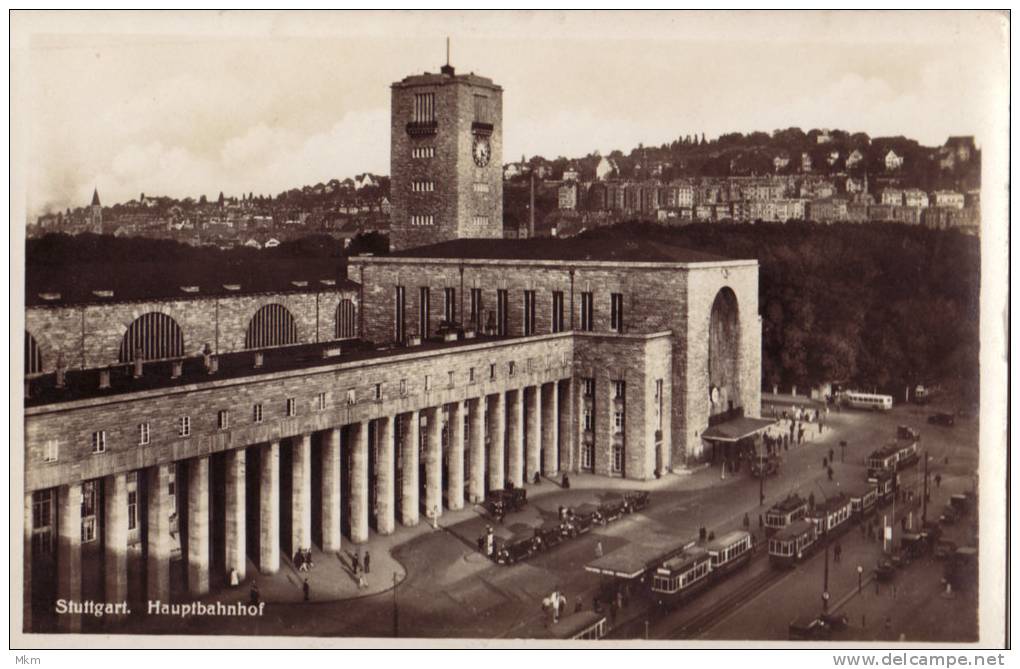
xmin=11 ymin=10 xmax=1009 ymax=218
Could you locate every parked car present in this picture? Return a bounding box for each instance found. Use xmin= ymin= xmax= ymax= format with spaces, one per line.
xmin=897 ymin=425 xmax=921 ymax=440
xmin=789 ymin=616 xmax=832 ymax=640
xmin=875 ymin=559 xmax=896 ymax=582
xmin=928 ymin=412 xmax=956 ymax=427
xmin=820 ymin=612 xmax=849 ymax=630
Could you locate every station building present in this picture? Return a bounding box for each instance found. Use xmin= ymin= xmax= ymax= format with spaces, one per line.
xmin=21 ymin=61 xmax=763 ymax=633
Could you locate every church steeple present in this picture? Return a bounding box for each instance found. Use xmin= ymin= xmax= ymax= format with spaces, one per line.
xmin=91 ymin=188 xmax=101 ymax=207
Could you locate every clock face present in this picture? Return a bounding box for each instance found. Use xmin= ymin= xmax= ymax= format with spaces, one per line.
xmin=710 ymin=386 xmax=720 ymax=404
xmin=473 ymin=137 xmax=491 ymax=167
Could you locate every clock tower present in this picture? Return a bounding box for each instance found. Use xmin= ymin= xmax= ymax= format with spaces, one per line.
xmin=389 ymin=60 xmax=503 ymax=251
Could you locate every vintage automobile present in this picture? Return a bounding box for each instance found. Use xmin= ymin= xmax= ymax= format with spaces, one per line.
xmin=944 ymin=546 xmax=977 ymax=591
xmin=495 ymin=530 xmax=537 ymax=565
xmin=940 ymin=504 xmax=959 ymax=525
xmin=564 ymin=504 xmax=602 ymax=536
xmin=789 ymin=617 xmax=832 ymax=640
xmin=950 ymin=493 xmax=972 ymax=516
xmin=750 ymin=454 xmax=781 ymax=478
xmin=533 ymin=520 xmax=566 ymax=551
xmin=598 ymin=493 xmax=628 ymax=524
xmin=875 ymin=558 xmax=897 ymax=582
xmin=900 ymin=532 xmax=928 ymax=560
xmin=928 ymin=412 xmax=956 ymax=427
xmin=623 ymin=490 xmax=650 ymax=513
xmin=897 ymin=425 xmax=921 ymax=441
xmin=484 ymin=488 xmax=529 ymax=518
xmin=820 ymin=611 xmax=849 ymax=630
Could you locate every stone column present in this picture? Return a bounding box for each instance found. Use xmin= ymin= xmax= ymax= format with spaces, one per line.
xmin=23 ymin=492 xmax=33 ymax=632
xmin=104 ymin=473 xmax=129 ymax=609
xmin=291 ymin=434 xmax=312 ymax=553
xmin=350 ymin=421 xmax=370 ymax=543
xmin=400 ymin=411 xmax=420 ymax=526
xmin=447 ymin=401 xmax=465 ymax=510
xmin=225 ymin=448 xmax=246 ymax=581
xmin=467 ymin=398 xmax=485 ymax=503
xmin=259 ymin=441 xmax=280 ymax=574
xmin=562 ymin=379 xmax=576 ymax=472
xmin=507 ymin=389 xmax=524 ymax=487
xmin=542 ymin=382 xmax=559 ymax=475
xmin=525 ymin=386 xmax=541 ymax=482
xmin=321 ymin=428 xmax=342 ymax=551
xmin=187 ymin=456 xmax=210 ymax=597
xmin=488 ymin=393 xmax=506 ymax=490
xmin=375 ymin=416 xmax=395 ymax=535
xmin=425 ymin=406 xmax=443 ymax=520
xmin=147 ymin=464 xmax=171 ymax=602
xmin=57 ymin=483 xmax=82 ymax=632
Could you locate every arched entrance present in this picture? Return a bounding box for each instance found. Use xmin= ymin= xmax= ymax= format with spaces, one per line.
xmin=708 ymin=287 xmax=741 ymax=419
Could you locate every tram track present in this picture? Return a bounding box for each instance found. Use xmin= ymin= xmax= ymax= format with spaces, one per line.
xmin=664 ymin=561 xmax=785 ymax=638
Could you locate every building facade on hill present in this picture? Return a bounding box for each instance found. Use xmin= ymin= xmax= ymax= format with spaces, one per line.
xmin=21 ymin=61 xmax=765 ymax=635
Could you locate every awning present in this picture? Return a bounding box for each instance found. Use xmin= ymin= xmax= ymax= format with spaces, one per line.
xmin=584 ymin=534 xmax=693 ymax=579
xmin=701 ymin=416 xmax=777 ymax=443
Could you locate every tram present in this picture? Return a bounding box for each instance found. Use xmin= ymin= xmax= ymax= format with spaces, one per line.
xmin=765 ymin=494 xmax=809 ymax=535
xmin=867 ymin=444 xmax=900 ymax=477
xmin=895 ymin=440 xmax=920 ymax=469
xmin=651 ymin=546 xmax=713 ymax=608
xmin=868 ymin=469 xmax=898 ymax=506
xmin=549 ymin=611 xmax=608 ymax=640
xmin=705 ymin=530 xmax=754 ymax=578
xmin=769 ymin=520 xmax=818 ymax=568
xmin=844 ymin=480 xmax=879 ymax=521
xmin=806 ymin=493 xmax=853 ymax=538
xmin=840 ymin=391 xmax=893 ymax=411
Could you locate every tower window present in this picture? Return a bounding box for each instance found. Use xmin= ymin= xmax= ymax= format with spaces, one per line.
xmin=411 ymin=181 xmax=436 ymax=193
xmin=473 ymin=183 xmax=490 ymax=193
xmin=474 ymin=94 xmax=490 ymax=123
xmin=444 ymin=287 xmax=456 ymax=323
xmin=91 ymin=431 xmax=107 ymax=454
xmin=317 ymin=392 xmax=329 ymax=410
xmin=395 ymin=285 xmax=406 ymax=343
xmin=472 ymin=215 xmax=490 ymax=227
xmin=580 ymin=292 xmax=595 ymax=331
xmin=413 ymin=92 xmax=436 ymax=123
xmin=178 ymin=416 xmax=191 ymax=437
xmin=139 ymin=423 xmax=150 ymax=445
xmin=523 ymin=290 xmax=537 ymax=336
xmin=469 ymin=288 xmax=483 ymax=328
xmin=412 ymin=146 xmax=436 ymax=159
xmin=218 ymin=410 xmax=230 ymax=430
xmin=43 ymin=439 xmax=59 ymax=462
xmin=496 ymin=289 xmax=509 ymax=336
xmin=410 ymin=215 xmax=435 ymax=226
xmin=611 ymin=293 xmax=624 ymax=332
xmin=286 ymin=398 xmax=297 ymax=417
xmin=552 ymin=291 xmax=565 ymax=333
xmin=253 ymin=403 xmax=264 ymax=424
xmin=419 ymin=287 xmax=431 ymax=337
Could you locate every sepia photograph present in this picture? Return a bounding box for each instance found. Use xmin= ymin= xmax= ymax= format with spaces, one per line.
xmin=9 ymin=9 xmax=1010 ymax=654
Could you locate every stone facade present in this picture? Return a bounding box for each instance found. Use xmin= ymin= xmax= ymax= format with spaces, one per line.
xmin=389 ymin=68 xmax=503 ymax=251
xmin=25 ymin=288 xmax=358 ymax=373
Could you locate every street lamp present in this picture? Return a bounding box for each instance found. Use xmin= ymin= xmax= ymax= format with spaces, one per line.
xmin=857 ymin=565 xmax=864 ymax=593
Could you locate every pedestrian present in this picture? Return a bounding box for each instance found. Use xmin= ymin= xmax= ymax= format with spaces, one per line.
xmin=364 ymin=551 xmax=371 ymax=574
xmin=229 ymin=567 xmax=240 ymax=587
xmin=358 ymin=571 xmax=368 ymax=590
xmin=303 ymin=578 xmax=310 ymax=601
xmin=758 ymin=514 xmax=764 ymax=530
xmin=828 ymin=448 xmax=834 ymax=463
xmin=935 ymin=474 xmax=942 ymax=489
xmin=827 ymin=466 xmax=834 ymax=481
xmin=595 ymin=541 xmax=604 ymax=558
xmin=819 ymin=420 xmax=824 ymax=435
xmin=823 ymin=457 xmax=828 ymax=469
xmin=352 ymin=549 xmax=361 ymax=575
xmin=784 ymin=435 xmax=789 ymax=452
xmin=575 ymin=595 xmax=583 ymax=613
xmin=743 ymin=513 xmax=750 ymax=530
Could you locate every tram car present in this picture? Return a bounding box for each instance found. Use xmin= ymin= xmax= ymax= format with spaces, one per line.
xmin=705 ymin=530 xmax=753 ymax=579
xmin=651 ymin=546 xmax=713 ymax=608
xmin=765 ymin=494 xmax=809 ymax=535
xmin=495 ymin=529 xmax=538 ymax=565
xmin=750 ymin=454 xmax=781 ymax=478
xmin=897 ymin=425 xmax=921 ymax=441
xmin=548 ymin=611 xmax=607 ymax=640
xmin=564 ymin=503 xmax=602 ymax=536
xmin=844 ymin=480 xmax=878 ymax=521
xmin=895 ymin=440 xmax=920 ymax=469
xmin=598 ymin=493 xmax=628 ymax=524
xmin=867 ymin=444 xmax=900 ymax=477
xmin=868 ymin=469 xmax=898 ymax=506
xmin=806 ymin=493 xmax=853 ymax=538
xmin=769 ymin=519 xmax=818 ymax=568
xmin=623 ymin=490 xmax=650 ymax=513
xmin=533 ymin=519 xmax=566 ymax=551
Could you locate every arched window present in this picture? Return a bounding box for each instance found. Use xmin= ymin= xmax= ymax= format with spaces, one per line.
xmin=25 ymin=331 xmax=43 ymax=375
xmin=335 ymin=299 xmax=357 ymax=339
xmin=245 ymin=304 xmax=298 ymax=349
xmin=119 ymin=312 xmax=185 ymax=362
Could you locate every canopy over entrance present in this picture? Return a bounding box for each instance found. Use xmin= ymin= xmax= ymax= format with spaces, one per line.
xmin=701 ymin=416 xmax=777 ymax=443
xmin=584 ymin=533 xmax=693 ymax=580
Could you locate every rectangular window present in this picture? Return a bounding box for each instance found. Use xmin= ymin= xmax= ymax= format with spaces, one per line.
xmin=346 ymin=389 xmax=356 ymax=406
xmin=91 ymin=431 xmax=106 ymax=454
xmin=473 ymin=183 xmax=490 ymax=193
xmin=81 ymin=480 xmax=97 ymax=543
xmin=508 ymin=361 xmax=516 ymax=377
xmin=611 ymin=293 xmax=624 ymax=332
xmin=583 ymin=408 xmax=593 ymax=430
xmin=138 ymin=423 xmax=150 ymax=446
xmin=43 ymin=439 xmax=59 ymax=462
xmin=552 ymin=291 xmax=565 ymax=333
xmin=413 ymin=92 xmax=436 ymax=123
xmin=411 ymin=180 xmax=436 ymax=193
xmin=374 ymin=383 xmax=383 ymax=401
xmin=581 ymin=444 xmax=595 ymax=471
xmin=253 ymin=403 xmax=264 ymax=424
xmin=419 ymin=287 xmax=431 ymax=338
xmin=178 ymin=416 xmax=191 ymax=437
xmin=473 ymin=215 xmax=490 ymax=227
xmin=444 ymin=287 xmax=456 ymax=323
xmin=412 ymin=146 xmax=435 ymax=159
xmin=399 ymin=379 xmax=407 ymax=397
xmin=409 ymin=215 xmax=435 ymax=226
xmin=127 ymin=474 xmax=138 ymax=531
xmin=497 ymin=289 xmax=509 ymax=336
xmin=286 ymin=398 xmax=296 ymax=417
xmin=523 ymin=290 xmax=536 ymax=336
xmin=395 ymin=285 xmax=406 ymax=343
xmin=424 ymin=375 xmax=432 ymax=392
xmin=31 ymin=490 xmax=54 ymax=555
xmin=614 ymin=410 xmax=624 ymax=430
xmin=612 ymin=445 xmax=624 ymax=473
xmin=580 ymin=292 xmax=594 ymax=331
xmin=317 ymin=392 xmax=328 ymax=411
xmin=469 ymin=367 xmax=475 ymax=383
xmin=615 ymin=380 xmax=626 ymax=399
xmin=474 ymin=94 xmax=490 ymax=123
xmin=583 ymin=377 xmax=595 ymax=398
xmin=448 ymin=370 xmax=455 ymax=387
xmin=656 ymin=379 xmax=664 ymax=430
xmin=218 ymin=410 xmax=230 ymax=430
xmin=489 ymin=363 xmax=497 ymax=380
xmin=469 ymin=288 xmax=483 ymax=327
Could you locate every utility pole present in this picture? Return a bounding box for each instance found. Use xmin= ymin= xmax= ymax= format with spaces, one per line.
xmin=822 ymin=542 xmax=830 ymax=612
xmin=922 ymin=451 xmax=929 ymax=524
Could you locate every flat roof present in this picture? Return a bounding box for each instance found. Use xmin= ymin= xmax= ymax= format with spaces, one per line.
xmin=702 ymin=416 xmax=777 ymax=442
xmin=584 ymin=533 xmax=692 ymax=579
xmin=705 ymin=530 xmax=750 ymax=552
xmin=377 ymin=237 xmax=753 ymax=265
